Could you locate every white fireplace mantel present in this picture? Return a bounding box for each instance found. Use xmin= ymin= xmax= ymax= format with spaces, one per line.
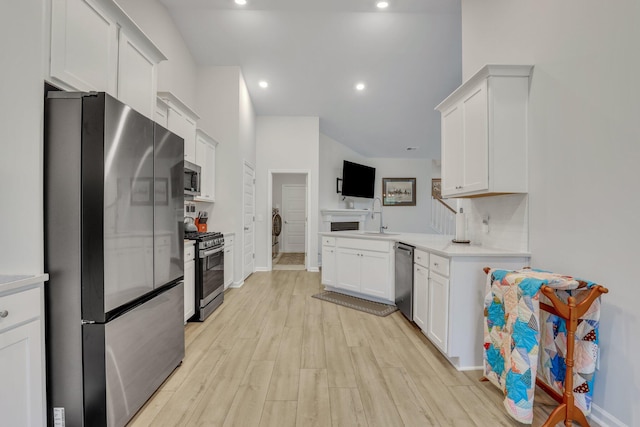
xmin=320 ymin=209 xmax=370 ymax=231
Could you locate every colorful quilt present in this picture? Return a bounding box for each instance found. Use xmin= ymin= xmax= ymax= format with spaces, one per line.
xmin=482 ymin=268 xmax=600 ymax=424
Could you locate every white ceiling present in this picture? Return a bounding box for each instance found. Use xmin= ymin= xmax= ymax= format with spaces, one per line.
xmin=160 ymin=0 xmax=462 ymax=159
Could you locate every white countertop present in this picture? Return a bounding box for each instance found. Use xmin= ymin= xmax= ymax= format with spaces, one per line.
xmin=319 ymin=231 xmax=530 ymax=258
xmin=0 ymin=274 xmax=49 ymax=294
xmin=184 ymin=239 xmax=195 ymax=246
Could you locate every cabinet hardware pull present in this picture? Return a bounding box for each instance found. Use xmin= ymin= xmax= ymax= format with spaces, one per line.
xmin=434 ymin=262 xmax=439 ymax=266
xmin=0 ymin=310 xmax=8 ymax=318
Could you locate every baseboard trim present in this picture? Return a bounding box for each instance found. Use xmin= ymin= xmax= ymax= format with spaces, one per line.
xmin=456 ymin=365 xmax=483 ymax=372
xmin=308 ymin=267 xmax=319 ymax=272
xmin=229 ymin=280 xmax=244 ymax=289
xmin=589 ymin=404 xmax=628 ymax=427
xmin=255 ymin=267 xmax=269 ymax=272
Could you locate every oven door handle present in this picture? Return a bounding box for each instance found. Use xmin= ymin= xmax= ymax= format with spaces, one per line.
xmin=200 ymin=246 xmax=224 ymax=258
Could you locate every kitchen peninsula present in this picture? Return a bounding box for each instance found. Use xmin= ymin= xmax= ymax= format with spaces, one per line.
xmin=320 ymin=231 xmax=529 ymax=369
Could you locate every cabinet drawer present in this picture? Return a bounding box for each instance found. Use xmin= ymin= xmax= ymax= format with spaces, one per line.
xmin=430 ymin=254 xmax=450 ymax=277
xmin=225 ymin=235 xmax=235 ymax=247
xmin=184 ymin=243 xmax=195 ymax=261
xmin=337 ymin=237 xmax=390 ymax=253
xmin=0 ymin=287 xmax=41 ymax=332
xmin=322 ymin=236 xmax=336 ymax=246
xmin=414 ymin=249 xmax=429 ymax=268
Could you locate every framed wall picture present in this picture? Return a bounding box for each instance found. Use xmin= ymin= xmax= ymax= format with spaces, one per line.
xmin=382 ymin=178 xmax=416 ymax=206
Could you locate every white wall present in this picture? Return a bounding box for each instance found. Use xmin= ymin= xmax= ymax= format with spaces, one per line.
xmin=319 ymin=133 xmax=436 ymax=233
xmin=115 ymin=0 xmax=198 ymax=107
xmin=196 ymin=67 xmax=256 ymax=284
xmin=460 ymin=195 xmax=528 ymax=252
xmin=255 ymin=117 xmax=320 ymax=271
xmin=462 ymin=1 xmax=639 ymax=425
xmin=0 ymin=0 xmax=45 ymax=274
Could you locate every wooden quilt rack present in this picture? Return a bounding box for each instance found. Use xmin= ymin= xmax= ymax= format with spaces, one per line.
xmin=481 ymin=267 xmax=609 ymax=427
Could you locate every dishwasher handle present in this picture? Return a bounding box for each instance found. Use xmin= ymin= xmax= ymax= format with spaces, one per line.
xmin=395 ymin=244 xmax=414 ymax=256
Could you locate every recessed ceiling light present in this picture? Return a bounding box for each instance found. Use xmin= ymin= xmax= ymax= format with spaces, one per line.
xmin=259 ymin=80 xmax=269 ymax=89
xmin=355 ymin=82 xmax=366 ymax=91
xmin=235 ymin=0 xmax=247 ymax=5
xmin=406 ymin=147 xmax=418 ymax=151
xmin=376 ymin=1 xmax=389 ymax=9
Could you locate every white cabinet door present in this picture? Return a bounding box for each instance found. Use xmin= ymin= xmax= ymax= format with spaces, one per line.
xmin=436 ymin=65 xmax=531 ymax=198
xmin=360 ymin=251 xmax=390 ymax=299
xmin=184 ymin=259 xmax=195 ymax=323
xmin=184 ymin=117 xmax=197 ymax=164
xmin=167 ymin=106 xmax=197 ymax=163
xmin=0 ymin=320 xmax=44 ymax=427
xmin=224 ymin=239 xmax=234 ymax=289
xmin=117 ymin=30 xmax=156 ymax=118
xmin=335 ymin=248 xmax=361 ymax=293
xmin=461 ymin=81 xmax=489 ymax=193
xmin=321 ymin=246 xmax=336 ymax=287
xmin=441 ymin=104 xmax=464 ymax=196
xmin=50 ymin=0 xmax=118 ymax=94
xmin=194 ymin=133 xmax=216 ymax=202
xmin=427 ymin=272 xmax=449 ymax=353
xmin=413 ymin=264 xmax=428 ymax=331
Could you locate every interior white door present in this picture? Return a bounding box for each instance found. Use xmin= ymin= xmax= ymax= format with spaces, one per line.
xmin=243 ymin=162 xmax=255 ymax=280
xmin=282 ymin=184 xmax=306 ymax=253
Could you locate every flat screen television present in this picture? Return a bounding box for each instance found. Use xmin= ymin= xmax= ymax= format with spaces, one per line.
xmin=341 ymin=160 xmax=375 ymax=199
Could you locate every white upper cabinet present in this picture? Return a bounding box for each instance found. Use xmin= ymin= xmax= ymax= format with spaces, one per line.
xmin=117 ymin=29 xmax=163 ymax=118
xmin=436 ymin=65 xmax=533 ymax=198
xmin=194 ymin=130 xmax=218 ymax=203
xmin=50 ymin=0 xmax=119 ymax=94
xmin=49 ymin=0 xmax=166 ymax=118
xmin=158 ymin=92 xmax=200 ymax=164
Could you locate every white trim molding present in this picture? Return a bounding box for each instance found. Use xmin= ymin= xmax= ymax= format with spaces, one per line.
xmin=589 ymin=404 xmax=629 ymax=427
xmin=320 ymin=209 xmax=369 ymax=231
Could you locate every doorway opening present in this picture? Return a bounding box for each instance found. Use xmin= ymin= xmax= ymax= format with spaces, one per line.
xmin=268 ymin=171 xmax=309 ymax=271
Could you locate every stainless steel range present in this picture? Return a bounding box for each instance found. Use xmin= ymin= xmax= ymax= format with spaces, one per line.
xmin=185 ymin=231 xmax=225 ymax=321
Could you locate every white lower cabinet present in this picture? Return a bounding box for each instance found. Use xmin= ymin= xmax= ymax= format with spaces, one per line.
xmin=224 ymin=235 xmax=235 ymax=289
xmin=427 ymin=271 xmax=449 ymax=353
xmin=321 ymin=245 xmax=336 ymax=287
xmin=0 ymin=283 xmax=45 ymax=427
xmin=184 ymin=242 xmax=195 ymax=323
xmin=335 ymin=248 xmax=362 ymax=293
xmin=412 ymin=263 xmax=428 ymax=330
xmin=360 ymin=251 xmax=391 ymax=299
xmin=330 ymin=238 xmax=393 ymax=302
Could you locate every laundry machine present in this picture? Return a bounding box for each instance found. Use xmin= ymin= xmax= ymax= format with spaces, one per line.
xmin=272 ymin=208 xmax=282 ymax=259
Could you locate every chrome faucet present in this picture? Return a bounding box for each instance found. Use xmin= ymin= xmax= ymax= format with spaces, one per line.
xmin=372 ymin=197 xmax=387 ymax=233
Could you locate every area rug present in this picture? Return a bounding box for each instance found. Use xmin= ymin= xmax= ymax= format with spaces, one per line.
xmin=312 ymin=291 xmax=398 ymax=317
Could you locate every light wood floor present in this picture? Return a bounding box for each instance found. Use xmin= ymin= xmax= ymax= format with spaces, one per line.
xmin=128 ymin=270 xmax=590 ymax=427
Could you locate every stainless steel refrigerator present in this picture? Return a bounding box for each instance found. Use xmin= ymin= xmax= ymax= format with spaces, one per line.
xmin=44 ymin=92 xmax=185 ymax=427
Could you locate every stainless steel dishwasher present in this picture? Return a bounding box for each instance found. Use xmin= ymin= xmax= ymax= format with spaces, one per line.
xmin=395 ymin=243 xmax=415 ymax=320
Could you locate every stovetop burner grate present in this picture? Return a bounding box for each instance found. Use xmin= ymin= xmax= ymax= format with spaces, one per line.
xmin=185 ymin=231 xmax=224 ymax=241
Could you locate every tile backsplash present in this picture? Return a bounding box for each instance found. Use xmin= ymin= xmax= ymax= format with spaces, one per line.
xmin=461 ymin=194 xmax=528 ymax=252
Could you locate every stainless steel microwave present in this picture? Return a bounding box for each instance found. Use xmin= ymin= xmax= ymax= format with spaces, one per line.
xmin=184 ymin=160 xmax=201 ymax=197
